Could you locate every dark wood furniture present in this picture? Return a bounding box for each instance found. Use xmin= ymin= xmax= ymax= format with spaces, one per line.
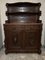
xmin=4 ymin=2 xmax=42 ymax=54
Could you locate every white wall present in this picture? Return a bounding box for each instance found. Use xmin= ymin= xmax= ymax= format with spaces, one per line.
xmin=0 ymin=0 xmax=45 ymax=46
xmin=0 ymin=4 xmax=3 ymax=48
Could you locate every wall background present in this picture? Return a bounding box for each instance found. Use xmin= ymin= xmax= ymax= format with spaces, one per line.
xmin=0 ymin=5 xmax=3 ymax=48
xmin=0 ymin=0 xmax=45 ymax=46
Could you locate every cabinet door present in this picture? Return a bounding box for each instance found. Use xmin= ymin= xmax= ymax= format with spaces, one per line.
xmin=22 ymin=25 xmax=41 ymax=49
xmin=4 ymin=26 xmax=23 ymax=50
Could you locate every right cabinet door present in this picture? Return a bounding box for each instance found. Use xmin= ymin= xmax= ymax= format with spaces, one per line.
xmin=22 ymin=25 xmax=42 ymax=50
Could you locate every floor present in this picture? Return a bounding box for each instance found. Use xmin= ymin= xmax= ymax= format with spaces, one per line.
xmin=0 ymin=47 xmax=45 ymax=60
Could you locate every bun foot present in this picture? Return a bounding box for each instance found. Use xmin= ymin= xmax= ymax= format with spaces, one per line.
xmin=5 ymin=50 xmax=8 ymax=54
xmin=38 ymin=50 xmax=41 ymax=54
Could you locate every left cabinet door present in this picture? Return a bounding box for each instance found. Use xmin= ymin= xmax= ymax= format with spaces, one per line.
xmin=4 ymin=25 xmax=22 ymax=50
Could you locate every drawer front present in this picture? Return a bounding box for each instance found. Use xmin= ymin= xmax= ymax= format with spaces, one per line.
xmin=7 ymin=6 xmax=39 ymax=13
xmin=8 ymin=15 xmax=38 ymax=23
xmin=6 ymin=2 xmax=41 ymax=13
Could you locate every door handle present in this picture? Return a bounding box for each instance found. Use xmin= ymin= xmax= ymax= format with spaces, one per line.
xmin=14 ymin=37 xmax=16 ymax=42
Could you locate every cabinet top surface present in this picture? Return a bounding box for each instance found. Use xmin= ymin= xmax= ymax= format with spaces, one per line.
xmin=4 ymin=22 xmax=42 ymax=26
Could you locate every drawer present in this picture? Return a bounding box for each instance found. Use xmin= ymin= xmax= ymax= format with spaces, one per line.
xmin=7 ymin=15 xmax=39 ymax=23
xmin=7 ymin=6 xmax=39 ymax=13
xmin=6 ymin=2 xmax=41 ymax=13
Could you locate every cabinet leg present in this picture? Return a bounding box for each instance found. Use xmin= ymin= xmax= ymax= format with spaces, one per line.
xmin=38 ymin=50 xmax=41 ymax=54
xmin=5 ymin=50 xmax=8 ymax=54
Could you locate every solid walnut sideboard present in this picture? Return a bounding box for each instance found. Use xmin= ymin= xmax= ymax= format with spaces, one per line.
xmin=4 ymin=2 xmax=43 ymax=54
